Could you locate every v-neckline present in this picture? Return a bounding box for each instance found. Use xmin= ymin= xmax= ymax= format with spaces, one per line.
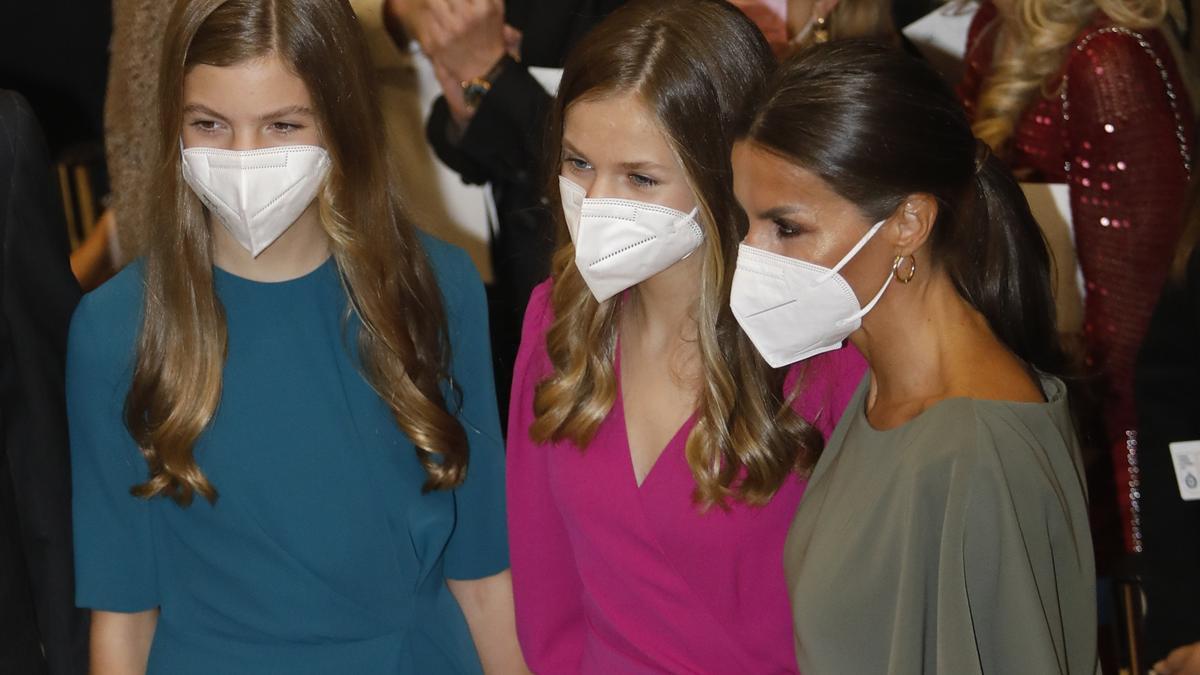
xmin=615 ymin=341 xmax=699 ymax=490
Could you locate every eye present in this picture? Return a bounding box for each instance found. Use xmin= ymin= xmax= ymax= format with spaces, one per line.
xmin=629 ymin=173 xmax=659 ymax=188
xmin=773 ymin=217 xmax=807 ymax=238
xmin=189 ymin=119 xmax=224 ymax=134
xmin=563 ymin=155 xmax=591 ymax=173
xmin=270 ymin=122 xmax=303 ymax=134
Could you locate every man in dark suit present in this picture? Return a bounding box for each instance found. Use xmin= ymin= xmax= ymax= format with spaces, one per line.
xmin=385 ymin=0 xmax=626 ymax=420
xmin=0 ymin=89 xmax=87 ymax=674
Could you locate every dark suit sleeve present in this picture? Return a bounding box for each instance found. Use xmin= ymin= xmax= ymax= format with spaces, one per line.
xmin=0 ymin=90 xmax=88 ymax=674
xmin=425 ymin=62 xmax=554 ymax=190
xmin=1136 ymin=249 xmax=1200 ymax=664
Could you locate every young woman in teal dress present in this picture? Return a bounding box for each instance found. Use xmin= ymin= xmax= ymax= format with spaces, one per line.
xmin=67 ymin=0 xmax=524 ymax=672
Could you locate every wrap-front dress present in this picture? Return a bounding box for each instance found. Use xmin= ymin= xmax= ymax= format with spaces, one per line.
xmin=506 ymin=280 xmax=865 ymax=673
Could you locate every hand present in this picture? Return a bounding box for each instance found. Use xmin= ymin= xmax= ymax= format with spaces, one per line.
xmin=1155 ymin=642 xmax=1200 ymax=675
xmin=382 ymin=0 xmax=420 ymax=48
xmin=407 ymin=0 xmax=507 ymax=83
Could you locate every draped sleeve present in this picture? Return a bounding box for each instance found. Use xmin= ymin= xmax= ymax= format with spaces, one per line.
xmin=505 ymin=280 xmax=588 ymax=673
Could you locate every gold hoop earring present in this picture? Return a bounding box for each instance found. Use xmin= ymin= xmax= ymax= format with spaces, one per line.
xmin=892 ymin=255 xmax=917 ymax=284
xmin=814 ymin=15 xmax=830 ymax=43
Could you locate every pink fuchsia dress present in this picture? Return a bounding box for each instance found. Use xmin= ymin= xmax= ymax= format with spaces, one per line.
xmin=506 ymin=280 xmax=866 ymax=674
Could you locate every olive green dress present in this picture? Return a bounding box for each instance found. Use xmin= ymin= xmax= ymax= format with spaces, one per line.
xmin=785 ymin=375 xmax=1098 ymax=674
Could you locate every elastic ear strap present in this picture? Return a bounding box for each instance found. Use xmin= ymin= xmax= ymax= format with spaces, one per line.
xmin=837 ymin=269 xmax=893 ymax=327
xmin=828 ymin=219 xmax=886 ymax=277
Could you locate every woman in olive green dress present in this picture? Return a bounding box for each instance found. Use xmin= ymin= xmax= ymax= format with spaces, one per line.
xmin=729 ymin=42 xmax=1098 ymax=673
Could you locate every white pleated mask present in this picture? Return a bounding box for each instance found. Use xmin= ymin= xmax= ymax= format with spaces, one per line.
xmin=181 ymin=144 xmax=332 ymax=257
xmin=730 ymin=220 xmax=891 ymax=368
xmin=559 ymin=175 xmax=703 ymax=303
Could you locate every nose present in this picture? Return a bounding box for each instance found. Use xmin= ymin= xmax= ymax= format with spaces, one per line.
xmin=585 ymin=174 xmax=620 ymax=200
xmin=742 ymin=223 xmax=772 ymax=249
xmin=230 ymin=131 xmax=260 ymax=152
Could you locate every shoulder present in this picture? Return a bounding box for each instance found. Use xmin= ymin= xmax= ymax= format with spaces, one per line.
xmin=1066 ymin=22 xmax=1178 ymax=82
xmin=0 ymin=90 xmax=40 ymax=177
xmin=419 ymin=231 xmax=479 ymax=291
xmin=68 ymin=260 xmax=145 ymax=374
xmin=786 ymin=345 xmax=868 ymax=438
xmin=523 ymin=278 xmax=555 ymax=335
xmin=0 ymin=89 xmax=33 ymax=134
xmin=511 ymin=278 xmax=556 ymax=387
xmin=914 ymin=385 xmax=1078 ymax=503
xmin=417 ymin=232 xmax=485 ymax=316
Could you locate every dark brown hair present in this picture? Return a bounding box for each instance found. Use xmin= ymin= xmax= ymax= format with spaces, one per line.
xmin=531 ymin=0 xmax=823 ymax=507
xmin=743 ymin=40 xmax=1066 ymax=375
xmin=126 ymin=0 xmax=467 ymax=505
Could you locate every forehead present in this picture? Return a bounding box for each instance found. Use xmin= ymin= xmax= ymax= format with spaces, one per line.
xmin=563 ymin=92 xmax=670 ymax=153
xmin=183 ymin=54 xmax=312 ymax=114
xmin=732 ymin=141 xmax=842 ymax=204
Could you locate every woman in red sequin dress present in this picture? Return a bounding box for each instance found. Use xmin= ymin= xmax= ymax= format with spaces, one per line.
xmin=960 ymin=0 xmax=1194 ymax=555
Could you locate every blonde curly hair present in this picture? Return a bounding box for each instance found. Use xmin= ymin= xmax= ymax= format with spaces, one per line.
xmin=973 ymin=0 xmax=1167 ymax=153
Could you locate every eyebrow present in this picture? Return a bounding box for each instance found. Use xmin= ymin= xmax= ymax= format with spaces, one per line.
xmin=561 ymin=139 xmax=667 ymax=172
xmin=759 ymin=205 xmax=809 ymax=220
xmin=618 ymin=160 xmax=667 ymax=172
xmin=562 ymin=138 xmax=585 ymax=157
xmin=182 ymin=103 xmax=314 ymax=123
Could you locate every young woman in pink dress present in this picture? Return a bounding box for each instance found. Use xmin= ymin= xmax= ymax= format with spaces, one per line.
xmin=504 ymin=1 xmax=865 ymax=672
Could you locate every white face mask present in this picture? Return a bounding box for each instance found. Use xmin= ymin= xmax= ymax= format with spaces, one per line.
xmin=730 ymin=219 xmax=892 ymax=368
xmin=181 ymin=144 xmax=332 ymax=258
xmin=559 ymin=175 xmax=704 ymax=303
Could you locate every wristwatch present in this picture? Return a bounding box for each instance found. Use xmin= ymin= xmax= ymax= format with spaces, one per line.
xmin=460 ymin=54 xmax=513 ymax=110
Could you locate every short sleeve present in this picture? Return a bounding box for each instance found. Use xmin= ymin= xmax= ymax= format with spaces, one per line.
xmin=67 ymin=291 xmax=159 ymax=611
xmin=432 ymin=241 xmax=510 ymax=580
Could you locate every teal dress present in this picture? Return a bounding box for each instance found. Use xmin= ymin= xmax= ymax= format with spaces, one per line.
xmin=67 ymin=236 xmax=508 ymax=674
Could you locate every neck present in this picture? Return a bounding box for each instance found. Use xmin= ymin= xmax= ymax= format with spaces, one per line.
xmin=850 ymin=265 xmax=993 ymax=410
xmin=622 ymin=252 xmax=702 ymax=353
xmin=211 ymin=201 xmax=330 ymax=281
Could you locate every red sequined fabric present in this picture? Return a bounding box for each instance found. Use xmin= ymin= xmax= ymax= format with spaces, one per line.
xmin=960 ymin=2 xmax=1194 ymax=553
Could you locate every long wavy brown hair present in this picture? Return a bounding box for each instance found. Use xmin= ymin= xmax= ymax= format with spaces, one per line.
xmin=125 ymin=0 xmax=467 ymax=505
xmin=973 ymin=0 xmax=1167 ymax=153
xmin=530 ymin=0 xmax=822 ymax=508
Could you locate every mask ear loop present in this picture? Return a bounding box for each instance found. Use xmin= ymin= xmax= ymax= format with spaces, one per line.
xmin=816 ymin=219 xmax=887 ymax=284
xmin=824 ymin=220 xmax=897 ymax=328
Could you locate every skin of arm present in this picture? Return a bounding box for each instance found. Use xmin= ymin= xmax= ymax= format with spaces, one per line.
xmin=89 ymin=609 xmax=158 ymax=675
xmin=447 ymin=570 xmax=530 ymax=675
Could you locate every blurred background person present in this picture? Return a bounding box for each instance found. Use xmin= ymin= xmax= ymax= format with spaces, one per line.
xmin=1 ymin=1 xmax=113 ymax=293
xmin=1137 ymin=180 xmax=1200 ymax=674
xmin=383 ymin=0 xmax=625 ymax=420
xmin=959 ymin=0 xmax=1196 ymax=568
xmin=0 ymin=89 xmax=87 ymax=675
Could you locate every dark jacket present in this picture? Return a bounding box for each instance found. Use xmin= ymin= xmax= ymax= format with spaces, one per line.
xmin=1136 ymin=246 xmax=1200 ymax=665
xmin=0 ymin=89 xmax=87 ymax=674
xmin=425 ymin=0 xmax=625 ymax=417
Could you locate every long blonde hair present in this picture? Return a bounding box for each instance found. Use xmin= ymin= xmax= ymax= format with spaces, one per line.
xmin=530 ymin=0 xmax=822 ymax=508
xmin=125 ymin=0 xmax=468 ymax=505
xmin=973 ymin=0 xmax=1167 ymax=152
